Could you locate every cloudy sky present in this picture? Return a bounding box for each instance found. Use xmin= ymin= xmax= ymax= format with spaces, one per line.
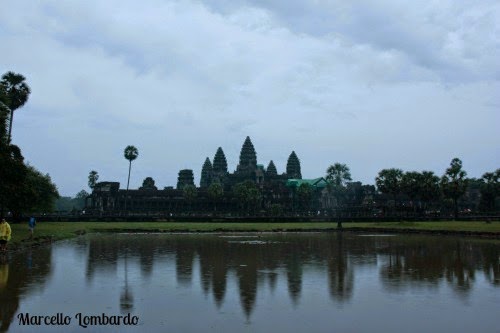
xmin=2 ymin=0 xmax=499 ymax=196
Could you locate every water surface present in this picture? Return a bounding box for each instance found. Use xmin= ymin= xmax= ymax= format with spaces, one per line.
xmin=0 ymin=232 xmax=498 ymax=332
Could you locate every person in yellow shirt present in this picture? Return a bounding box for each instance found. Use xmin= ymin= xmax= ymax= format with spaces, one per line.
xmin=0 ymin=219 xmax=12 ymax=252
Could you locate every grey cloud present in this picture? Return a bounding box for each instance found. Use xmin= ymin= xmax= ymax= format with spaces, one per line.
xmin=1 ymin=0 xmax=499 ymax=195
xmin=201 ymin=0 xmax=500 ymax=82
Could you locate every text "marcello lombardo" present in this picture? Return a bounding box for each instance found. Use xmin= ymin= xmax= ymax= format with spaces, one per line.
xmin=17 ymin=312 xmax=139 ymax=328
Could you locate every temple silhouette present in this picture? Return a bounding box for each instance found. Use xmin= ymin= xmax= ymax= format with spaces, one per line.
xmin=87 ymin=136 xmax=331 ymax=216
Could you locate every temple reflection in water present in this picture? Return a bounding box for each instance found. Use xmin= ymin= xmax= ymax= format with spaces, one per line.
xmin=81 ymin=233 xmax=498 ymax=317
xmin=0 ymin=233 xmax=498 ymax=331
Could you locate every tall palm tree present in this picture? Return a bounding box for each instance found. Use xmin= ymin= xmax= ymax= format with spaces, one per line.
xmin=375 ymin=168 xmax=404 ymax=215
xmin=88 ymin=170 xmax=99 ymax=190
xmin=326 ymin=163 xmax=352 ymax=229
xmin=0 ymin=84 xmax=10 ymax=142
xmin=124 ymin=145 xmax=139 ymax=210
xmin=0 ymin=72 xmax=31 ymax=142
xmin=326 ymin=163 xmax=352 ymax=187
xmin=441 ymin=158 xmax=468 ymax=220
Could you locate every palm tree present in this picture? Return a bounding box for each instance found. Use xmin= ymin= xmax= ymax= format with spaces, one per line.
xmin=297 ymin=183 xmax=312 ymax=214
xmin=0 ymin=72 xmax=31 ymax=142
xmin=326 ymin=163 xmax=352 ymax=229
xmin=479 ymin=169 xmax=500 ymax=212
xmin=441 ymin=158 xmax=468 ymax=219
xmin=88 ymin=170 xmax=99 ymax=190
xmin=419 ymin=171 xmax=440 ymax=212
xmin=401 ymin=171 xmax=422 ymax=215
xmin=0 ymin=84 xmax=10 ymax=142
xmin=375 ymin=168 xmax=404 ymax=215
xmin=124 ymin=145 xmax=139 ymax=210
xmin=326 ymin=163 xmax=352 ymax=187
xmin=183 ymin=185 xmax=197 ymax=212
xmin=208 ymin=182 xmax=224 ymax=212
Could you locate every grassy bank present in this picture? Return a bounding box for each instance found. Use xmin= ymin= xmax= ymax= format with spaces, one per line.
xmin=6 ymin=220 xmax=500 ymax=250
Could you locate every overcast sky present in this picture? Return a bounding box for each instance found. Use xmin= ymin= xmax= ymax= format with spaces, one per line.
xmin=2 ymin=0 xmax=499 ymax=196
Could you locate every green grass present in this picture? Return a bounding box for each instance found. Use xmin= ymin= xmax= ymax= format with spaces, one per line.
xmin=7 ymin=220 xmax=500 ymax=250
xmin=351 ymin=221 xmax=500 ymax=232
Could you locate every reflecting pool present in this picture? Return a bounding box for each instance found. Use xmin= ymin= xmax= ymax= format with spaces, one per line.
xmin=0 ymin=233 xmax=498 ymax=332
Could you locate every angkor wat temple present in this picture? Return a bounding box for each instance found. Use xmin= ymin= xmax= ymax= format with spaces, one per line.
xmin=87 ymin=137 xmax=331 ymax=216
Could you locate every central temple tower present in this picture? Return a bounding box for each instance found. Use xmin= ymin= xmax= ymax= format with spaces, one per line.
xmin=236 ymin=136 xmax=257 ymax=173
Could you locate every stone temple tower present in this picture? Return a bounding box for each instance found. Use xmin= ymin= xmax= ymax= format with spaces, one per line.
xmin=200 ymin=157 xmax=212 ymax=188
xmin=212 ymin=147 xmax=228 ymax=184
xmin=286 ymin=151 xmax=302 ymax=179
xmin=236 ymin=136 xmax=257 ymax=173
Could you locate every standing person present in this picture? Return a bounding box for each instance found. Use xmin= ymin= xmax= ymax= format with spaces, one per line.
xmin=28 ymin=216 xmax=36 ymax=239
xmin=0 ymin=219 xmax=11 ymax=252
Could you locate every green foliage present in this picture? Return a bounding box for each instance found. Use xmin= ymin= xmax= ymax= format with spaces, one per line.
xmin=25 ymin=165 xmax=60 ymax=212
xmin=326 ymin=163 xmax=352 ymax=187
xmin=401 ymin=171 xmax=421 ymax=200
xmin=140 ymin=177 xmax=157 ymax=190
xmin=419 ymin=171 xmax=441 ymax=204
xmin=247 ymin=187 xmax=261 ymax=209
xmin=8 ymin=165 xmax=60 ymax=215
xmin=0 ymin=84 xmax=10 ymax=142
xmin=0 ymin=144 xmax=26 ymax=215
xmin=0 ymin=71 xmax=58 ymax=218
xmin=441 ymin=158 xmax=468 ymax=199
xmin=375 ymin=168 xmax=404 ymax=196
xmin=441 ymin=158 xmax=468 ymax=219
xmin=232 ymin=181 xmax=261 ymax=213
xmin=183 ymin=184 xmax=198 ymax=203
xmin=401 ymin=171 xmax=440 ymax=210
xmin=0 ymin=125 xmax=58 ymax=216
xmin=54 ymin=197 xmax=76 ymax=212
xmin=0 ymin=71 xmax=31 ymax=142
xmin=480 ymin=169 xmax=500 ymax=212
xmin=208 ymin=182 xmax=224 ymax=211
xmin=76 ymin=190 xmax=89 ymax=199
xmin=124 ymin=145 xmax=139 ymax=162
xmin=233 ymin=182 xmax=248 ymax=203
xmin=208 ymin=182 xmax=224 ymax=201
xmin=297 ymin=183 xmax=312 ymax=210
xmin=55 ymin=190 xmax=88 ymax=211
xmin=88 ymin=170 xmax=99 ymax=190
xmin=124 ymin=145 xmax=139 ymax=191
xmin=343 ymin=182 xmax=372 ymax=206
xmin=270 ymin=204 xmax=283 ymax=217
xmin=324 ymin=164 xmax=353 ymax=219
xmin=73 ymin=190 xmax=87 ymax=210
xmin=183 ymin=184 xmax=198 ymax=212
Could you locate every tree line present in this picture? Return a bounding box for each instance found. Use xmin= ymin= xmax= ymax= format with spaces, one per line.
xmin=0 ymin=71 xmax=59 ymax=221
xmin=373 ymin=159 xmax=498 ymax=219
xmin=82 ymin=151 xmax=498 ymax=220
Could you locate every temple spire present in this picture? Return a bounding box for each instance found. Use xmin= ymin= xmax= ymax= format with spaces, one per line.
xmin=177 ymin=169 xmax=195 ymax=189
xmin=286 ymin=151 xmax=302 ymax=179
xmin=266 ymin=160 xmax=277 ymax=177
xmin=200 ymin=157 xmax=212 ymax=188
xmin=237 ymin=136 xmax=257 ymax=172
xmin=213 ymin=147 xmax=228 ymax=173
xmin=212 ymin=147 xmax=228 ymax=184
